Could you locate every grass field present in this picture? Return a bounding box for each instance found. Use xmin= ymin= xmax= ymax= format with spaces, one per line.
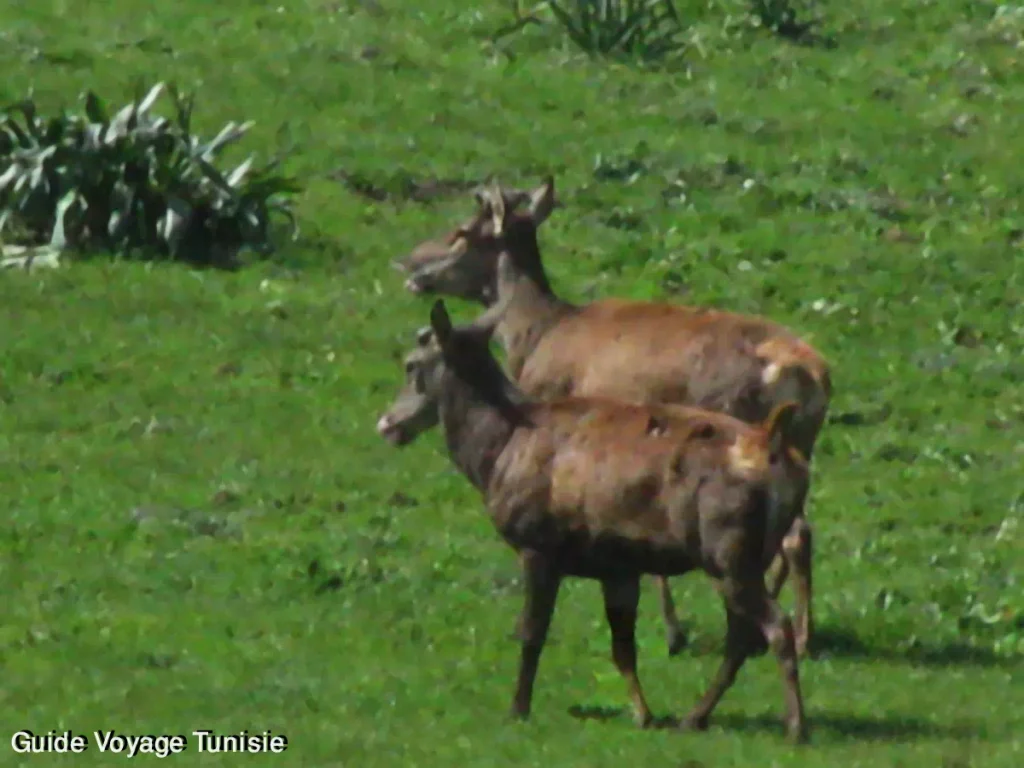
xmin=1 ymin=0 xmax=1022 ymax=765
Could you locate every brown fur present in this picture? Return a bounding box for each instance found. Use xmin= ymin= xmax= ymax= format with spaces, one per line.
xmin=379 ymin=300 xmax=809 ymax=742
xmin=394 ymin=178 xmax=831 ymax=657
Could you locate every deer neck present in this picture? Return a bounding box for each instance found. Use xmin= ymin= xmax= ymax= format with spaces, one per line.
xmin=437 ymin=369 xmax=525 ymax=494
xmin=495 ymin=272 xmax=573 ymax=380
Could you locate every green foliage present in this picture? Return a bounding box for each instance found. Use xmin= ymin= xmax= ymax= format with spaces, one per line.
xmin=543 ymin=0 xmax=689 ymax=61
xmin=747 ymin=0 xmax=816 ymax=41
xmin=493 ymin=0 xmax=827 ymax=62
xmin=0 ymin=83 xmax=300 ymax=267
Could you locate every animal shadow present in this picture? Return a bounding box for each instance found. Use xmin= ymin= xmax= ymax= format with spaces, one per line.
xmin=811 ymin=625 xmax=1019 ymax=669
xmin=568 ymin=705 xmax=980 ymax=744
xmin=711 ymin=711 xmax=980 ymax=744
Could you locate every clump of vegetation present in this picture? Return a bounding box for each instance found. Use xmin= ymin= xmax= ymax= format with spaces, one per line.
xmin=495 ymin=0 xmax=690 ymax=62
xmin=547 ymin=0 xmax=688 ymax=61
xmin=493 ymin=0 xmax=825 ymax=62
xmin=747 ymin=0 xmax=816 ymax=42
xmin=0 ymin=82 xmax=300 ymax=268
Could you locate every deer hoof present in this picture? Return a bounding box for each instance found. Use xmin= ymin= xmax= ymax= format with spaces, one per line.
xmin=785 ymin=719 xmax=809 ymax=745
xmin=507 ymin=706 xmax=530 ymax=723
xmin=678 ymin=712 xmax=709 ymax=733
xmin=634 ymin=710 xmax=654 ymax=729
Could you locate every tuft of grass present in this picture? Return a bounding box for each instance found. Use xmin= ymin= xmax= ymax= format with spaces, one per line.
xmin=747 ymin=0 xmax=819 ymax=43
xmin=537 ymin=0 xmax=690 ymax=61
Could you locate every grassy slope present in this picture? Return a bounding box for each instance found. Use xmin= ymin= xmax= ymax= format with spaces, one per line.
xmin=1 ymin=1 xmax=1022 ymax=766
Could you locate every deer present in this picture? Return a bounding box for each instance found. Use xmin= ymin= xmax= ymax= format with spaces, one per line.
xmin=391 ymin=177 xmax=832 ymax=658
xmin=374 ymin=298 xmax=811 ymax=744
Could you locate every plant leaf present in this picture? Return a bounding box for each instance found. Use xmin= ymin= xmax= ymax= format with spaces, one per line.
xmin=84 ymin=91 xmax=108 ymax=125
xmin=2 ymin=100 xmax=41 ymax=140
xmin=0 ymin=163 xmax=22 ymax=193
xmin=137 ymin=82 xmax=166 ymax=115
xmin=160 ymin=196 xmax=193 ymax=254
xmin=1 ymin=116 xmax=34 ymax=149
xmin=107 ymin=181 xmax=136 ymax=241
xmin=200 ymin=121 xmax=254 ymax=160
xmin=1 ymin=243 xmax=62 ymax=270
xmin=226 ymin=156 xmax=254 ymax=188
xmin=50 ymin=190 xmax=81 ymax=248
xmin=167 ymin=83 xmax=195 ymax=136
xmin=195 ymin=157 xmax=237 ymax=197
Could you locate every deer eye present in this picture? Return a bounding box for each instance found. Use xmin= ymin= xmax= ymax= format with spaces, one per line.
xmin=404 ymin=360 xmax=416 ymax=375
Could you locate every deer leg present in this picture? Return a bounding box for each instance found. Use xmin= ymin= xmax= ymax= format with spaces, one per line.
xmin=767 ymin=550 xmax=790 ymax=599
xmin=510 ymin=551 xmax=527 ymax=641
xmin=682 ymin=577 xmax=807 ymax=743
xmin=601 ymin=576 xmax=653 ymax=728
xmin=781 ymin=516 xmax=813 ymax=658
xmin=762 ymin=595 xmax=807 ymax=743
xmin=653 ymin=575 xmax=689 ymax=656
xmin=509 ymin=550 xmax=561 ymax=721
xmin=678 ymin=598 xmax=755 ymax=733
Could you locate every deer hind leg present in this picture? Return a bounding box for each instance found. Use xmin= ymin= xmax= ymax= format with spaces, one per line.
xmin=601 ymin=576 xmax=654 ymax=728
xmin=681 ymin=577 xmax=807 ymax=744
xmin=509 ymin=550 xmax=562 ymax=721
xmin=780 ymin=516 xmax=813 ymax=658
xmin=755 ymin=583 xmax=807 ymax=743
xmin=678 ymin=599 xmax=755 ymax=734
xmin=767 ymin=549 xmax=790 ymax=599
xmin=653 ymin=575 xmax=689 ymax=656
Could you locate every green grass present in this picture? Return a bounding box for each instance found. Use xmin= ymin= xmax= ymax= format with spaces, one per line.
xmin=1 ymin=1 xmax=1022 ymax=765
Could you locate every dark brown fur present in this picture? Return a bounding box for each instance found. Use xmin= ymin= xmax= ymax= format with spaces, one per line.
xmin=384 ymin=299 xmax=810 ymax=743
xmin=395 ymin=178 xmax=831 ymax=657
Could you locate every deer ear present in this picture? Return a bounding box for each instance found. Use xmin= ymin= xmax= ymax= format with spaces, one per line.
xmin=528 ymin=176 xmax=556 ymax=225
xmin=429 ymin=299 xmax=454 ymax=344
xmin=473 ymin=174 xmax=497 ymax=206
xmin=489 ymin=181 xmax=506 ymax=236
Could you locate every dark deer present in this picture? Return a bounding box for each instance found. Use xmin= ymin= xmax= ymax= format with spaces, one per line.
xmin=391 ymin=178 xmax=831 ymax=657
xmin=375 ymin=299 xmax=810 ymax=743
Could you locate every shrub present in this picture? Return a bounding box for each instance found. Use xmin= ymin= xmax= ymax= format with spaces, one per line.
xmin=494 ymin=0 xmax=825 ymax=64
xmin=544 ymin=0 xmax=689 ymax=62
xmin=747 ymin=0 xmax=815 ymax=41
xmin=0 ymin=82 xmax=300 ymax=268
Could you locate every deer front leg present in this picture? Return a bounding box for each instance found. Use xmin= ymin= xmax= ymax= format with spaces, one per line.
xmin=680 ymin=577 xmax=807 ymax=744
xmin=678 ymin=600 xmax=755 ymax=734
xmin=510 ymin=550 xmax=527 ymax=641
xmin=509 ymin=549 xmax=561 ymax=721
xmin=602 ymin=576 xmax=653 ymax=727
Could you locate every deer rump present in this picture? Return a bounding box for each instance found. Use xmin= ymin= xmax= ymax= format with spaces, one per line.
xmin=514 ymin=300 xmax=829 ymax=453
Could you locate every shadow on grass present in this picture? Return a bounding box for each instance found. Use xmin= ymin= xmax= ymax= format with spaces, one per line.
xmin=810 ymin=626 xmax=1020 ymax=670
xmin=568 ymin=705 xmax=981 ymax=743
xmin=672 ymin=625 xmax=1019 ymax=670
xmin=712 ymin=711 xmax=980 ymax=743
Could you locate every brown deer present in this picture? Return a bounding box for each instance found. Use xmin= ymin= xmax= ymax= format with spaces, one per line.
xmin=375 ymin=299 xmax=810 ymax=743
xmin=391 ymin=178 xmax=831 ymax=657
